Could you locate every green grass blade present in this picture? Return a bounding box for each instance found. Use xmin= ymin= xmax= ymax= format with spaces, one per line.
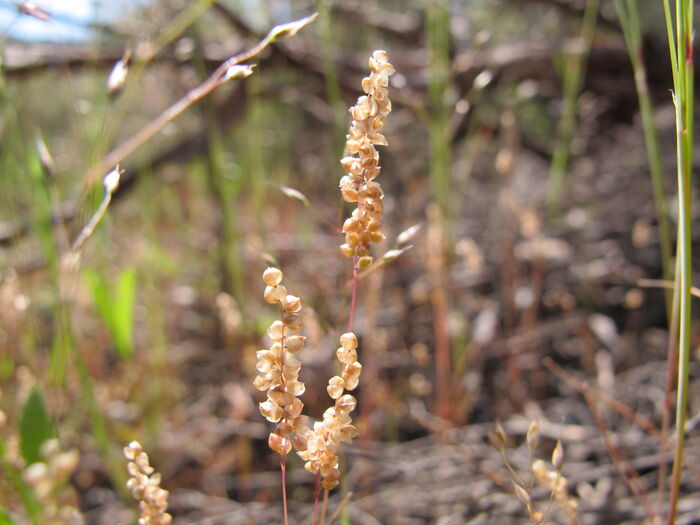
xmin=547 ymin=0 xmax=600 ymax=214
xmin=19 ymin=386 xmax=54 ymax=465
xmin=85 ymin=267 xmax=136 ymax=359
xmin=113 ymin=267 xmax=137 ymax=359
xmin=613 ymin=0 xmax=673 ymax=306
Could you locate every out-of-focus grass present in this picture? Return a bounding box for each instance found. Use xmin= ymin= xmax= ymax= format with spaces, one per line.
xmin=614 ymin=0 xmax=672 ymax=297
xmin=547 ymin=0 xmax=599 ymax=214
xmin=317 ymin=0 xmax=345 ymax=161
xmin=426 ymin=0 xmax=451 ymax=221
xmin=84 ymin=266 xmax=137 ymax=359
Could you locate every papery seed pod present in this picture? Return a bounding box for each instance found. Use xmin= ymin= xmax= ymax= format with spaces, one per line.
xmin=336 ymin=346 xmax=358 ymax=365
xmin=327 ymin=376 xmax=345 ymax=399
xmin=286 ymin=335 xmax=305 ymax=353
xmin=264 ymin=285 xmax=286 ymax=304
xmin=282 ymin=312 xmax=302 ymax=331
xmin=275 ymin=421 xmax=294 ymax=438
xmin=282 ymin=295 xmax=302 ymax=312
xmin=340 ymin=243 xmax=355 ymax=257
xmin=260 ymin=400 xmax=283 ymax=422
xmin=336 ymin=394 xmax=357 ymax=412
xmin=287 ymin=381 xmax=305 ymax=396
xmin=527 ymin=420 xmax=539 ymax=452
xmin=268 ymin=433 xmax=291 ymax=455
xmin=268 ymin=320 xmax=285 ymax=340
xmin=490 ymin=421 xmax=506 ymax=451
xmin=531 ymin=509 xmax=545 ymax=523
xmin=552 ymin=441 xmax=564 ymax=471
xmin=513 ymin=482 xmax=531 ymax=507
xmin=340 ymin=332 xmax=358 ymax=350
xmin=358 ymin=256 xmax=374 ymax=269
xmin=263 ymin=267 xmax=283 ymax=286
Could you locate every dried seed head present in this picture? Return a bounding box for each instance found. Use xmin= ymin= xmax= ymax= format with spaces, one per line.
xmin=513 ymin=481 xmax=531 ymax=507
xmin=341 ymin=361 xmax=362 ymax=390
xmin=257 ymin=267 xmax=308 ymax=456
xmin=259 ymin=400 xmax=283 ymax=422
xmin=295 ymin=332 xmax=363 ymax=490
xmin=340 ymin=332 xmax=358 ymax=351
xmin=336 ymin=346 xmax=358 ymax=365
xmin=286 ymin=335 xmax=305 ymax=354
xmin=263 ymin=267 xmax=283 ymax=286
xmin=282 ymin=294 xmax=302 ymax=312
xmin=340 ymin=243 xmax=355 ymax=257
xmin=336 ymin=394 xmax=357 ymax=412
xmin=552 ymin=441 xmax=564 ymax=471
xmin=530 ymin=509 xmax=545 ymax=523
xmin=526 ymin=420 xmax=539 ymax=452
xmin=51 ymin=449 xmax=80 ymax=478
xmin=327 ymin=376 xmax=345 ymax=399
xmin=268 ymin=320 xmax=286 ymax=341
xmin=282 ymin=312 xmax=302 ymax=331
xmin=268 ymin=433 xmax=291 ymax=455
xmin=339 ymin=50 xmax=394 ymax=259
xmin=358 ymin=256 xmax=374 ymax=269
xmin=264 ymin=284 xmax=287 ymax=304
xmin=124 ymin=441 xmax=171 ymax=525
xmin=492 ymin=421 xmax=507 ymax=451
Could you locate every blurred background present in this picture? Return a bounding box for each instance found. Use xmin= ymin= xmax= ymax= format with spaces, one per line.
xmin=1 ymin=0 xmax=698 ymax=523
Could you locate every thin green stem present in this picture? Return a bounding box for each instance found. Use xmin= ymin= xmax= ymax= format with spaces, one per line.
xmin=316 ymin=0 xmax=345 ymax=160
xmin=613 ymin=0 xmax=673 ymax=310
xmin=426 ymin=0 xmax=452 ymax=221
xmin=547 ymin=0 xmax=599 ymax=214
xmin=663 ymin=1 xmax=679 ymax=86
xmin=665 ymin=2 xmax=693 ymax=521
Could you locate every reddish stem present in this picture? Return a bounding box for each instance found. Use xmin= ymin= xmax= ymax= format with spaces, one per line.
xmin=312 ymin=471 xmax=321 ymax=525
xmin=281 ymin=452 xmax=289 ymax=525
xmin=348 ymin=253 xmax=360 ymax=332
xmin=320 ymin=488 xmax=329 ymax=525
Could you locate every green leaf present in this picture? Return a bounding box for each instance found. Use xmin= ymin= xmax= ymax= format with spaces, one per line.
xmin=84 ymin=267 xmax=111 ymax=330
xmin=85 ymin=267 xmax=137 ymax=359
xmin=19 ymin=386 xmax=54 ymax=465
xmin=112 ymin=267 xmax=136 ymax=359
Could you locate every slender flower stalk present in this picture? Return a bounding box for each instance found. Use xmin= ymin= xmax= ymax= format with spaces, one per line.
xmin=662 ymin=1 xmax=693 ymax=523
xmin=255 ymin=267 xmax=308 ymax=525
xmin=297 ymin=48 xmax=394 ymax=495
xmin=254 ymin=50 xmax=394 ymax=518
